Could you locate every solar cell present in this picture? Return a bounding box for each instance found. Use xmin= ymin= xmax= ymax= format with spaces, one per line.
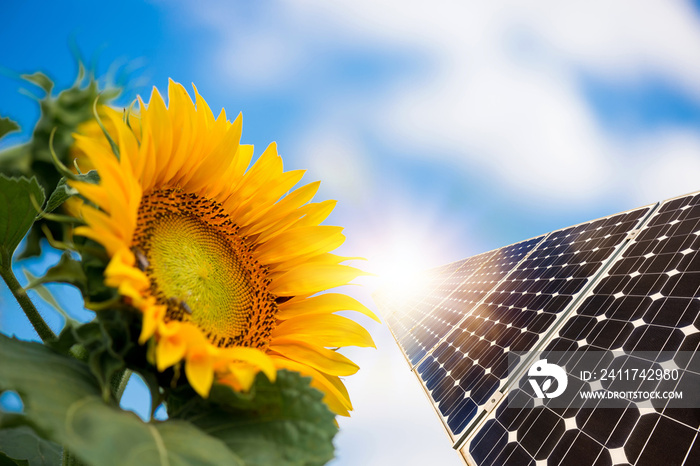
xmin=413 ymin=205 xmax=652 ymax=441
xmin=404 ymin=236 xmax=545 ymax=366
xmin=384 ymin=257 xmax=483 ymax=365
xmin=464 ymin=192 xmax=700 ymax=465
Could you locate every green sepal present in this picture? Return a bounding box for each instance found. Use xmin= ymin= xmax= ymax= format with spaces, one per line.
xmin=21 ymin=72 xmax=53 ymax=95
xmin=44 ymin=310 xmax=134 ymax=402
xmin=0 ymin=117 xmax=20 ymax=141
xmin=42 ymin=170 xmax=98 ymax=215
xmin=0 ymin=334 xmax=245 ymax=466
xmin=72 ymin=312 xmax=132 ymax=402
xmin=0 ymin=175 xmax=45 ymax=268
xmin=76 ymin=239 xmax=116 ymax=303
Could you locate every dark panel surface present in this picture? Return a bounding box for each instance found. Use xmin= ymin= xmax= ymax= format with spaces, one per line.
xmin=418 ymin=206 xmax=651 ymax=440
xmin=467 ymin=193 xmax=700 ymax=465
xmin=398 ymin=251 xmax=498 ymax=364
xmin=383 ymin=258 xmax=474 ymax=360
xmin=405 ymin=236 xmax=545 ymax=366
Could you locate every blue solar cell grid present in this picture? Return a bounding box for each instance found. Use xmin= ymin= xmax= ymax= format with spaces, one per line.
xmin=415 ymin=206 xmax=651 ymax=441
xmin=405 ymin=236 xmax=545 ymax=366
xmin=466 ymin=193 xmax=700 ymax=466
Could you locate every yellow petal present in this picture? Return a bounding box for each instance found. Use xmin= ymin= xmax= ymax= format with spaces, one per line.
xmin=271 ymin=356 xmax=351 ymax=416
xmin=139 ymin=303 xmax=164 ymax=344
xmin=270 ymin=264 xmax=369 ymax=296
xmin=226 ymin=142 xmax=282 ymax=206
xmin=81 ymin=208 xmax=127 ymax=242
xmin=187 ymin=114 xmax=242 ymax=195
xmin=68 ymin=181 xmax=112 ymax=214
xmin=164 ymin=80 xmax=195 ymax=181
xmin=271 ymin=314 xmax=375 ymax=348
xmin=220 ymin=363 xmax=259 ymax=392
xmin=295 ymin=199 xmax=337 ymax=227
xmin=156 ymin=331 xmax=187 ymax=371
xmin=232 ymin=169 xmax=305 ymax=224
xmin=72 ymin=226 xmax=123 ymax=257
xmin=240 ymin=181 xmax=321 ymax=237
xmin=256 ymin=225 xmax=345 ymax=264
xmin=218 ymin=346 xmax=276 ymax=382
xmin=186 ymin=351 xmax=215 ymax=398
xmin=103 ymin=248 xmax=150 ymax=291
xmin=269 ymin=338 xmax=359 ymax=376
xmin=277 ymin=293 xmax=380 ymax=322
xmin=143 ymin=87 xmax=173 ymax=185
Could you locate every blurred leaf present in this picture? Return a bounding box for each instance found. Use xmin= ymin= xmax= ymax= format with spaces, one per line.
xmin=0 ymin=452 xmax=28 ymax=466
xmin=24 ymin=252 xmax=87 ymax=295
xmin=0 ymin=426 xmax=60 ymax=466
xmin=71 ymin=319 xmax=125 ymax=401
xmin=0 ymin=175 xmax=45 ymax=268
xmin=0 ymin=117 xmax=20 ymax=141
xmin=173 ymin=370 xmax=338 ymax=466
xmin=21 ymin=73 xmax=53 ymax=95
xmin=0 ymin=334 xmax=244 ymax=466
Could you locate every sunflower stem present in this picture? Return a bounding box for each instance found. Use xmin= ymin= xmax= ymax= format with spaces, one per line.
xmin=0 ymin=259 xmax=57 ymax=343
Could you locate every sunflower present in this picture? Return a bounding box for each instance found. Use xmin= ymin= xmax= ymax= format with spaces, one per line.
xmin=69 ymin=80 xmax=378 ymax=415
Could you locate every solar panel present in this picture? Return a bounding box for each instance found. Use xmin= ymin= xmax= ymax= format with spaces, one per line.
xmin=463 ymin=192 xmax=700 ymax=465
xmin=384 ymin=258 xmax=481 ymax=366
xmin=377 ymin=189 xmax=700 ymax=465
xmin=411 ymin=206 xmax=652 ymax=442
xmin=399 ymin=249 xmax=507 ymax=365
xmin=404 ymin=236 xmax=545 ymax=368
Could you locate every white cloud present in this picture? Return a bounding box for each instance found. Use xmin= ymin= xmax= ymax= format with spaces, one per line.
xmin=178 ymin=0 xmax=700 ymax=204
xmin=295 ymin=127 xmax=374 ymax=204
xmin=630 ymin=131 xmax=700 ymax=204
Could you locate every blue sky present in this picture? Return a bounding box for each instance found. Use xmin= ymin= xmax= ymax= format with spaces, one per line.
xmin=3 ymin=1 xmax=700 ymax=464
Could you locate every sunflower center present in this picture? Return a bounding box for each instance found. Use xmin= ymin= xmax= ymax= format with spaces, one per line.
xmin=146 ymin=214 xmax=253 ymax=334
xmin=132 ymin=189 xmax=278 ymax=348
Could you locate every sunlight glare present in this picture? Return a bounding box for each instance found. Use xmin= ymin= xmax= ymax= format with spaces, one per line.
xmin=370 ymin=235 xmax=435 ymax=310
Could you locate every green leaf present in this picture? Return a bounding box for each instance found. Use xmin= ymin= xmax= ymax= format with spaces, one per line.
xmin=43 ymin=178 xmax=77 ymax=214
xmin=174 ymin=370 xmax=338 ymax=466
xmin=22 ymin=268 xmax=81 ymax=328
xmin=0 ymin=117 xmax=20 ymax=141
xmin=0 ymin=334 xmax=244 ymax=466
xmin=0 ymin=451 xmax=28 ymax=466
xmin=24 ymin=252 xmax=87 ymax=295
xmin=21 ymin=73 xmax=53 ymax=95
xmin=0 ymin=175 xmax=45 ymax=267
xmin=0 ymin=426 xmax=61 ymax=466
xmin=43 ymin=171 xmax=99 ymax=215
